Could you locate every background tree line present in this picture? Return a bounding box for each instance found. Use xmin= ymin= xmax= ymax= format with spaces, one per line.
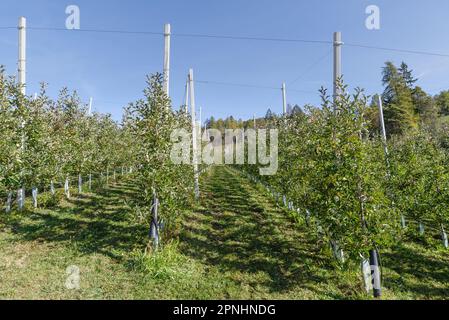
xmin=205 ymin=61 xmax=449 ymax=140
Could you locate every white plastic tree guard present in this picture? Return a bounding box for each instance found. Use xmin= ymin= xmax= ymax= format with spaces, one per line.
xmin=17 ymin=188 xmax=25 ymax=210
xmin=78 ymin=174 xmax=83 ymax=194
xmin=32 ymin=187 xmax=38 ymax=208
xmin=50 ymin=180 xmax=55 ymax=195
xmin=64 ymin=177 xmax=70 ymax=198
xmin=5 ymin=192 xmax=12 ymax=213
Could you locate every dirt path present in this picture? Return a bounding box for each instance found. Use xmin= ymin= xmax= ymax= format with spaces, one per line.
xmin=180 ymin=166 xmax=351 ymax=299
xmin=2 ymin=167 xmax=447 ymax=299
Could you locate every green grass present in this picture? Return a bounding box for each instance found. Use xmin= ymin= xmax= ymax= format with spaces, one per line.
xmin=1 ymin=167 xmax=448 ymax=299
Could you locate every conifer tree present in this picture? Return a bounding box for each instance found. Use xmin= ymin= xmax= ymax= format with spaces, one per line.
xmin=382 ymin=61 xmax=418 ymax=136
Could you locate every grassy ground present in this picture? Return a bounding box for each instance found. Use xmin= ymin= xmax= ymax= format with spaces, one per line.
xmin=0 ymin=166 xmax=448 ymax=299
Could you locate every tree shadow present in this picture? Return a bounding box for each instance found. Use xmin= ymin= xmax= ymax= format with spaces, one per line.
xmin=4 ymin=181 xmax=148 ymax=262
xmin=382 ymin=244 xmax=449 ymax=299
xmin=181 ymin=166 xmax=337 ymax=296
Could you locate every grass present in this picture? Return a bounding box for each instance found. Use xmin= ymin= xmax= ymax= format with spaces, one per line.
xmin=0 ymin=167 xmax=448 ymax=299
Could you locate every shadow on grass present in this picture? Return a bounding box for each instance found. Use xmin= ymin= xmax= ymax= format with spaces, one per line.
xmin=181 ymin=166 xmax=338 ymax=297
xmin=182 ymin=167 xmax=449 ymax=299
xmin=382 ymin=244 xmax=449 ymax=299
xmin=3 ymin=181 xmax=148 ymax=262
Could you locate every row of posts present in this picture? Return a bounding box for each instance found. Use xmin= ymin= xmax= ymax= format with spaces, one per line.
xmin=245 ymin=171 xmax=383 ymax=298
xmin=18 ymin=17 xmax=442 ymax=298
xmin=15 ymin=17 xmax=342 ymax=202
xmin=4 ymin=168 xmax=130 ymax=212
xmin=14 ymin=17 xmax=98 ymax=213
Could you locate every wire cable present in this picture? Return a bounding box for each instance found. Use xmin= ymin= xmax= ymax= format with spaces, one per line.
xmin=5 ymin=25 xmax=449 ymax=57
xmin=173 ymin=32 xmax=331 ymax=44
xmin=196 ymin=80 xmax=280 ymax=90
xmin=96 ymin=100 xmax=130 ymax=105
xmin=28 ymin=26 xmax=162 ymax=36
xmin=288 ymin=49 xmax=333 ymax=86
xmin=345 ymin=42 xmax=449 ymax=58
xmin=196 ymin=79 xmax=317 ymax=94
xmin=26 ymin=26 xmax=332 ymax=44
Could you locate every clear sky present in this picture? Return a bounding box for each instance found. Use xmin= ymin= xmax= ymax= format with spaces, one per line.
xmin=1 ymin=0 xmax=449 ymax=122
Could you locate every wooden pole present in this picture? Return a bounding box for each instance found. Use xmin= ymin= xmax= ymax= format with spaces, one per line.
xmin=184 ymin=77 xmax=189 ymax=113
xmin=333 ymin=31 xmax=342 ymax=104
xmin=282 ymin=82 xmax=287 ymax=115
xmin=163 ymin=24 xmax=171 ymax=96
xmin=199 ymin=106 xmax=202 ymax=132
xmin=377 ymin=95 xmax=388 ymax=155
xmin=189 ymin=69 xmax=200 ymax=200
xmin=88 ymin=97 xmax=93 ymax=115
xmin=17 ymin=17 xmax=26 ymax=211
xmin=18 ymin=17 xmax=26 ymax=95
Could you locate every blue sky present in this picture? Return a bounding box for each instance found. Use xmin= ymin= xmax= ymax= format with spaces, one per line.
xmin=1 ymin=0 xmax=449 ymax=122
